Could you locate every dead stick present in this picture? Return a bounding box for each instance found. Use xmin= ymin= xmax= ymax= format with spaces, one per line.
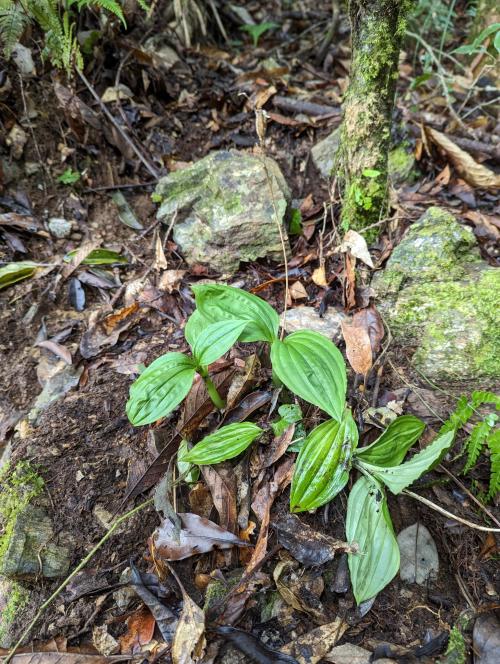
xmin=272 ymin=95 xmax=340 ymax=117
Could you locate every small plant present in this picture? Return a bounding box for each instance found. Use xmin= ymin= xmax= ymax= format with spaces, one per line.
xmin=57 ymin=167 xmax=81 ymax=185
xmin=439 ymin=390 xmax=500 ymax=502
xmin=239 ymin=21 xmax=278 ymax=47
xmin=453 ymin=22 xmax=500 ymax=56
xmin=126 ymin=285 xmax=457 ymax=603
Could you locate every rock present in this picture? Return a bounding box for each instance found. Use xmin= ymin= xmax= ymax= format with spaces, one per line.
xmin=325 ymin=643 xmax=371 ymax=664
xmin=6 ymin=124 xmax=27 ymax=160
xmin=48 ymin=217 xmax=72 ymax=239
xmin=0 ymin=504 xmax=72 ymax=579
xmin=397 ymin=523 xmax=439 ymax=585
xmin=0 ymin=578 xmax=29 ymax=648
xmin=155 ymin=150 xmax=291 ymax=275
xmin=311 ymin=130 xmax=416 ymax=185
xmin=373 ymin=207 xmax=500 ymax=380
xmin=281 ymin=306 xmax=345 ymax=343
xmin=11 ymin=43 xmax=36 ymax=77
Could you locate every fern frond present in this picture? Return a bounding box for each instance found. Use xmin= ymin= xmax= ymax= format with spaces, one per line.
xmin=471 ymin=391 xmax=500 ymax=410
xmin=0 ymin=2 xmax=28 ymax=56
xmin=78 ymin=0 xmax=126 ymax=26
xmin=439 ymin=395 xmax=473 ymax=435
xmin=486 ymin=428 xmax=500 ymax=502
xmin=463 ymin=419 xmax=492 ymax=475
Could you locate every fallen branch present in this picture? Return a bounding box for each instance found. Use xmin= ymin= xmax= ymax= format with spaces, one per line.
xmin=272 ymin=95 xmax=340 ymax=117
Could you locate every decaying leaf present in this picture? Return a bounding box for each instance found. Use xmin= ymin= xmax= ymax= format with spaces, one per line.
xmin=119 ymin=605 xmax=155 ymax=654
xmin=200 ymin=462 xmax=238 ymax=533
xmin=473 ymin=614 xmax=500 ymax=664
xmin=426 ymin=127 xmax=500 ymax=190
xmin=289 ymin=281 xmax=308 ymax=300
xmin=397 ymin=523 xmax=439 ymax=585
xmin=111 ymin=191 xmax=143 ymax=230
xmin=169 ymin=565 xmax=206 ymax=664
xmin=214 ymin=626 xmax=299 ymax=664
xmin=36 ymin=340 xmax=72 ymax=365
xmin=341 ymin=319 xmax=372 ymax=376
xmin=129 ymin=562 xmax=177 ymax=642
xmin=312 ymin=265 xmax=328 ymax=287
xmin=225 ymin=354 xmax=260 ymax=411
xmin=152 ymin=512 xmax=250 ymax=561
xmin=273 ymin=513 xmax=356 ymax=566
xmin=273 ymin=558 xmax=327 ymax=623
xmin=80 ymin=304 xmax=140 ymax=358
xmin=181 ymin=369 xmax=235 ymax=438
xmin=336 ymin=230 xmax=374 ymax=268
xmin=280 ymin=618 xmax=348 ymax=664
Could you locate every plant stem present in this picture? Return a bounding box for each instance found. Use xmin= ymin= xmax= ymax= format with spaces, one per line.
xmin=5 ymin=498 xmax=154 ymax=663
xmin=203 ymin=374 xmax=226 ymax=410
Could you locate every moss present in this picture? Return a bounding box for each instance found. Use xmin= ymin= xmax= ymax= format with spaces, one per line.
xmin=0 ymin=580 xmax=29 ymax=646
xmin=441 ymin=626 xmax=466 ymax=664
xmin=388 ymin=144 xmax=416 ymax=184
xmin=0 ymin=462 xmax=44 ymax=569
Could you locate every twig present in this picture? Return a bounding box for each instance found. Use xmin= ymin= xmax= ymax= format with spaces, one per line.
xmin=5 ymin=498 xmax=154 ymax=663
xmin=83 ymin=181 xmax=157 ymax=194
xmin=272 ymin=95 xmax=340 ymax=117
xmin=403 ymin=490 xmax=500 ymax=533
xmin=77 ymin=68 xmax=159 ymax=180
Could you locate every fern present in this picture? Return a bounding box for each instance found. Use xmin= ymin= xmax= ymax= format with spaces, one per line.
xmin=0 ymin=2 xmax=29 ymax=55
xmin=486 ymin=429 xmax=500 ymax=501
xmin=463 ymin=417 xmax=496 ymax=475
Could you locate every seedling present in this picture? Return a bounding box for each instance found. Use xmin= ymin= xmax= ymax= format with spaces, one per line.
xmin=127 ymin=284 xmax=457 ymax=603
xmin=239 ymin=22 xmax=279 ymax=47
xmin=57 ymin=168 xmax=81 ymax=185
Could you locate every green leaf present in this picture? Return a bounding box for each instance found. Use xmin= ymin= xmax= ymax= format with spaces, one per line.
xmin=192 ymin=284 xmax=279 ymax=343
xmin=355 ymin=415 xmax=425 ymax=467
xmin=356 ymin=430 xmax=455 ymax=495
xmin=239 ymin=21 xmax=279 ymax=47
xmin=182 ymin=422 xmax=263 ymax=465
xmin=347 ymin=476 xmax=400 ymax=604
xmin=177 ymin=439 xmax=200 ymax=484
xmin=362 ymin=168 xmax=381 ymax=178
xmin=486 ymin=428 xmax=500 ymax=501
xmin=126 ymin=352 xmax=196 ymax=426
xmin=63 ymin=248 xmax=128 ymax=265
xmin=463 ymin=416 xmax=496 ymax=475
xmin=184 ymin=310 xmax=207 ymax=348
xmin=271 ymin=330 xmax=346 ymax=422
xmin=290 ymin=411 xmax=358 ymax=512
xmin=0 ymin=261 xmax=39 ymax=290
xmin=57 ymin=168 xmax=80 ymax=185
xmin=191 ymin=319 xmax=247 ymax=367
xmin=289 ymin=208 xmax=303 ymax=235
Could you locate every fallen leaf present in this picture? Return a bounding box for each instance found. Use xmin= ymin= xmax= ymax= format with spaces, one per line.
xmin=261 ymin=424 xmax=295 ymax=469
xmin=129 ymin=562 xmax=177 ymax=642
xmin=225 ymin=354 xmax=260 ymax=411
xmin=341 ymin=318 xmax=373 ymax=376
xmin=343 ymin=253 xmax=356 ymax=310
xmin=36 ymin=340 xmax=72 ymax=365
xmin=280 ymin=619 xmax=348 ymax=664
xmin=93 ymin=626 xmax=120 ymax=656
xmin=200 ymin=463 xmax=238 ymax=532
xmin=273 ymin=513 xmax=356 ymax=566
xmin=188 ymin=482 xmax=214 ymax=518
xmin=352 ymin=306 xmax=385 ymax=355
xmin=80 ymin=304 xmax=140 ymax=359
xmin=154 ymin=232 xmax=168 ymax=270
xmin=169 ymin=565 xmax=206 ymax=664
xmin=289 ymin=281 xmax=308 ymax=300
xmin=312 ymin=266 xmax=328 ymax=287
xmin=181 ymin=369 xmax=235 ymax=439
xmin=223 ymin=390 xmax=272 ymax=426
xmin=111 ymin=191 xmax=143 ymax=230
xmin=1 ymin=655 xmax=131 ymax=664
xmin=273 ymin=558 xmax=327 ymax=623
xmin=119 ymin=605 xmax=155 ymax=654
xmin=336 ymin=230 xmax=374 ymax=268
xmin=158 ymin=269 xmax=187 ymax=293
xmin=214 ymin=626 xmax=298 ymax=664
xmin=426 ymin=127 xmax=500 ymax=189
xmin=397 ymin=523 xmax=439 ymax=585
xmin=152 ymin=512 xmax=250 ymax=561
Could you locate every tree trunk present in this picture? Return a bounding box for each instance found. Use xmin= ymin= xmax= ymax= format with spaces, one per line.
xmin=339 ymin=0 xmax=411 ymax=238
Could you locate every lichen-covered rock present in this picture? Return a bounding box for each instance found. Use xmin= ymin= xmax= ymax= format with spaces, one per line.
xmin=311 ymin=130 xmax=416 ymax=185
xmin=373 ymin=207 xmax=500 ymax=380
xmin=281 ymin=306 xmax=345 ymax=343
xmin=0 ymin=578 xmax=29 ymax=648
xmin=155 ymin=150 xmax=291 ymax=275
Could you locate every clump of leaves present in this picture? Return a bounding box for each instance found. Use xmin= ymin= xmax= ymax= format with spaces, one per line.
xmin=57 ymin=168 xmax=81 ymax=185
xmin=126 ymin=285 xmax=457 ymax=604
xmin=440 ymin=391 xmax=500 ymax=502
xmin=239 ymin=21 xmax=278 ymax=47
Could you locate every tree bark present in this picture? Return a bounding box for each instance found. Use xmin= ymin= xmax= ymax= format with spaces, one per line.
xmin=339 ymin=0 xmax=411 ymax=238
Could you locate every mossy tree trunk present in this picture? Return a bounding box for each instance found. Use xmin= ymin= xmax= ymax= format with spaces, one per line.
xmin=339 ymin=1 xmax=411 ymax=237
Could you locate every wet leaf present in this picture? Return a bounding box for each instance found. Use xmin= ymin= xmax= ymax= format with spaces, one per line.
xmin=69 ymin=277 xmax=85 ymax=311
xmin=63 ymin=248 xmax=128 ymax=265
xmin=152 ymin=512 xmax=250 ymax=561
xmin=183 ymin=422 xmax=263 ymax=465
xmin=224 ymin=390 xmax=272 ymax=426
xmin=336 ymin=230 xmax=374 ymax=268
xmin=351 ymin=306 xmax=384 ymax=355
xmin=129 ymin=561 xmax=177 ymax=642
xmin=274 ymin=513 xmax=356 ymax=566
xmin=397 ymin=523 xmax=439 ymax=585
xmin=0 ymin=261 xmax=39 ymax=289
xmin=426 ymin=127 xmax=500 ymax=190
xmin=119 ymin=605 xmax=155 ymax=654
xmin=271 ymin=330 xmax=346 ymax=422
xmin=346 ymin=476 xmax=399 ymax=604
xmin=111 ymin=191 xmax=143 ymax=230
xmin=355 ymin=415 xmax=425 ymax=467
xmin=280 ymin=619 xmax=348 ymax=664
xmin=340 ymin=319 xmax=372 ymax=376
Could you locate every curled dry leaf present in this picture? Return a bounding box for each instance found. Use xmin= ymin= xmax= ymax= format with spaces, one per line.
xmin=426 ymin=127 xmax=500 ymax=190
xmin=129 ymin=562 xmax=177 ymax=642
xmin=340 ymin=319 xmax=372 ymax=376
xmin=152 ymin=512 xmax=250 ymax=561
xmin=280 ymin=618 xmax=348 ymax=664
xmin=335 ymin=230 xmax=374 ymax=268
xmin=168 ymin=564 xmax=206 ymax=664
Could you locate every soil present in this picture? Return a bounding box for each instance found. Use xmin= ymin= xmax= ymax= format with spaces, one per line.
xmin=1 ymin=1 xmax=499 ymax=661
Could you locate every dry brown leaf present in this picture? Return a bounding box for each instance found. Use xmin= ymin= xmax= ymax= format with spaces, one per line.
xmin=281 ymin=618 xmax=348 ymax=664
xmin=36 ymin=340 xmax=72 ymax=365
xmin=170 ymin=571 xmax=206 ymax=664
xmin=312 ymin=265 xmax=328 ymax=287
xmin=426 ymin=127 xmax=500 ymax=189
xmin=336 ymin=230 xmax=374 ymax=268
xmin=289 ymin=281 xmax=308 ymax=300
xmin=1 ymin=656 xmax=130 ymax=664
xmin=341 ymin=319 xmax=373 ymax=376
xmin=119 ymin=605 xmax=155 ymax=654
xmin=158 ymin=269 xmax=187 ymax=293
xmin=153 ymin=232 xmax=168 ymax=271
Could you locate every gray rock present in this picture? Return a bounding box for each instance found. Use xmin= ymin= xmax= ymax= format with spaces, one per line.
xmin=155 ymin=150 xmax=291 ymax=276
xmin=373 ymin=207 xmax=500 ymax=380
xmin=397 ymin=523 xmax=439 ymax=585
xmin=0 ymin=504 xmax=72 ymax=579
xmin=311 ymin=130 xmax=415 ymax=185
xmin=0 ymin=578 xmax=29 ymax=648
xmin=281 ymin=306 xmax=345 ymax=343
xmin=48 ymin=217 xmax=72 ymax=239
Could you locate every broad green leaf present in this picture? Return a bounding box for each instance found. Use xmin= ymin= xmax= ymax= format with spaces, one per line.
xmin=290 ymin=411 xmax=358 ymax=512
xmin=182 ymin=422 xmax=263 ymax=465
xmin=356 ymin=430 xmax=455 ymax=495
xmin=191 ymin=319 xmax=247 ymax=367
xmin=184 ymin=310 xmax=207 ymax=348
xmin=355 ymin=415 xmax=425 ymax=467
xmin=347 ymin=476 xmax=400 ymax=604
xmin=63 ymin=248 xmax=127 ymax=265
xmin=192 ymin=284 xmax=279 ymax=343
xmin=126 ymin=352 xmax=196 ymax=426
xmin=177 ymin=439 xmax=200 ymax=484
xmin=271 ymin=330 xmax=346 ymax=422
xmin=0 ymin=261 xmax=39 ymax=290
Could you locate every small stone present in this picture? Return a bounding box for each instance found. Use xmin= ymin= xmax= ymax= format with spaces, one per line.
xmin=70 ymin=232 xmax=83 ymax=241
xmin=11 ymin=43 xmax=36 ymax=77
xmin=48 ymin=217 xmax=72 ymax=239
xmin=155 ymin=150 xmax=291 ymax=276
xmin=75 ymin=470 xmax=84 ymax=482
xmin=93 ymin=505 xmax=114 ymax=530
xmin=311 ymin=129 xmax=340 ymax=179
xmin=281 ymin=306 xmax=345 ymax=343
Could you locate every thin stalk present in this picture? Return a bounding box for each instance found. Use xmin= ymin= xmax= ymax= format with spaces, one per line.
xmin=202 ymin=373 xmax=226 ymax=410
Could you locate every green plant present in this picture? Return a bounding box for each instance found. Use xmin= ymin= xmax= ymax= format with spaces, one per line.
xmin=453 ymin=22 xmax=500 ymax=56
xmin=239 ymin=21 xmax=278 ymax=47
xmin=439 ymin=390 xmax=500 ymax=502
xmin=57 ymin=167 xmax=81 ymax=185
xmin=126 ymin=285 xmax=457 ymax=604
xmin=0 ymin=0 xmax=125 ymax=70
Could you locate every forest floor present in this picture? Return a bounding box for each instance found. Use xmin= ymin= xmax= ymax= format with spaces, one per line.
xmin=0 ymin=1 xmax=499 ymax=663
